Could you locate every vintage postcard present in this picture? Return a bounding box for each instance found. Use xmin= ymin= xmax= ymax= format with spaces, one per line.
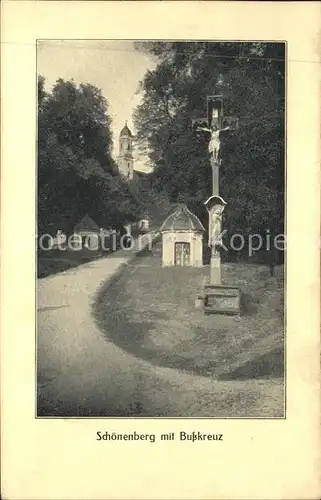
xmin=37 ymin=38 xmax=285 ymax=419
xmin=1 ymin=1 xmax=320 ymax=499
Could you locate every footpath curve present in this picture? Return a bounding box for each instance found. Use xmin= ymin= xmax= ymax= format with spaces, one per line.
xmin=37 ymin=232 xmax=157 ymax=416
xmin=37 ymin=232 xmax=283 ymax=417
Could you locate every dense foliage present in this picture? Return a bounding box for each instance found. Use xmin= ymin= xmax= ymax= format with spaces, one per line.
xmin=38 ymin=76 xmax=142 ymax=236
xmin=133 ymin=42 xmax=285 ymax=259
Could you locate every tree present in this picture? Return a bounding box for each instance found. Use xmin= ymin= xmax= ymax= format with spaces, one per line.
xmin=38 ymin=76 xmax=140 ymax=236
xmin=133 ymin=42 xmax=285 ymax=259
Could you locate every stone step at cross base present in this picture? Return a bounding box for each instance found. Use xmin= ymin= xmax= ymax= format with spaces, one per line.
xmin=203 ymin=284 xmax=241 ymax=316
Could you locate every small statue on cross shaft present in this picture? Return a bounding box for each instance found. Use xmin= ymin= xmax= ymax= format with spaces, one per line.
xmin=209 ymin=204 xmax=226 ymax=248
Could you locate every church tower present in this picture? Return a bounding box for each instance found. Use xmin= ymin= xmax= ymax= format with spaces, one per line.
xmin=117 ymin=121 xmax=134 ymax=180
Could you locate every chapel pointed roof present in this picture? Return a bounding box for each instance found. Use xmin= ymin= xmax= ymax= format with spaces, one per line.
xmin=73 ymin=214 xmax=100 ymax=232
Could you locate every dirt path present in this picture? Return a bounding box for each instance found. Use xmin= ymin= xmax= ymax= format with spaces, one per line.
xmin=37 ymin=240 xmax=284 ymax=418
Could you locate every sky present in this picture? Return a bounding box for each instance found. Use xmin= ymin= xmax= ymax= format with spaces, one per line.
xmin=37 ymin=40 xmax=156 ymax=172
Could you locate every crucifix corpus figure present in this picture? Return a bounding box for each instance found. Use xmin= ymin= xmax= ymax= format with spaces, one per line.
xmin=196 ymin=107 xmax=231 ymax=164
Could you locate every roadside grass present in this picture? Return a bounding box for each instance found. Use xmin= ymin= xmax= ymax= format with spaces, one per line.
xmin=37 ymin=228 xmax=153 ymax=278
xmin=37 ymin=248 xmax=107 ymax=278
xmin=37 ymin=236 xmax=285 ymax=418
xmin=94 ymin=245 xmax=285 ymax=383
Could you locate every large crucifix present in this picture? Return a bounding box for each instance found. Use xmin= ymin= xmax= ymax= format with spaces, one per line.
xmin=193 ymin=95 xmax=239 ymax=284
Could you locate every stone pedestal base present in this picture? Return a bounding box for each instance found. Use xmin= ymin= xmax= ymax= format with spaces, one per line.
xmin=203 ymin=285 xmax=241 ymax=315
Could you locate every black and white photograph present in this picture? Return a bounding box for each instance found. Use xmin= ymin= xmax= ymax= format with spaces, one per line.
xmin=37 ymin=40 xmax=285 ymax=419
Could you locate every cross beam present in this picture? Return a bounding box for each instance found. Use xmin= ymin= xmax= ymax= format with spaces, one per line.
xmin=192 ymin=94 xmax=239 ymax=173
xmin=192 ymin=96 xmax=239 ymax=132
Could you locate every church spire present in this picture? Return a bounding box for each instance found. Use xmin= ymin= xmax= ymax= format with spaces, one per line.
xmin=118 ymin=120 xmax=134 ymax=180
xmin=120 ymin=121 xmax=133 ymax=137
